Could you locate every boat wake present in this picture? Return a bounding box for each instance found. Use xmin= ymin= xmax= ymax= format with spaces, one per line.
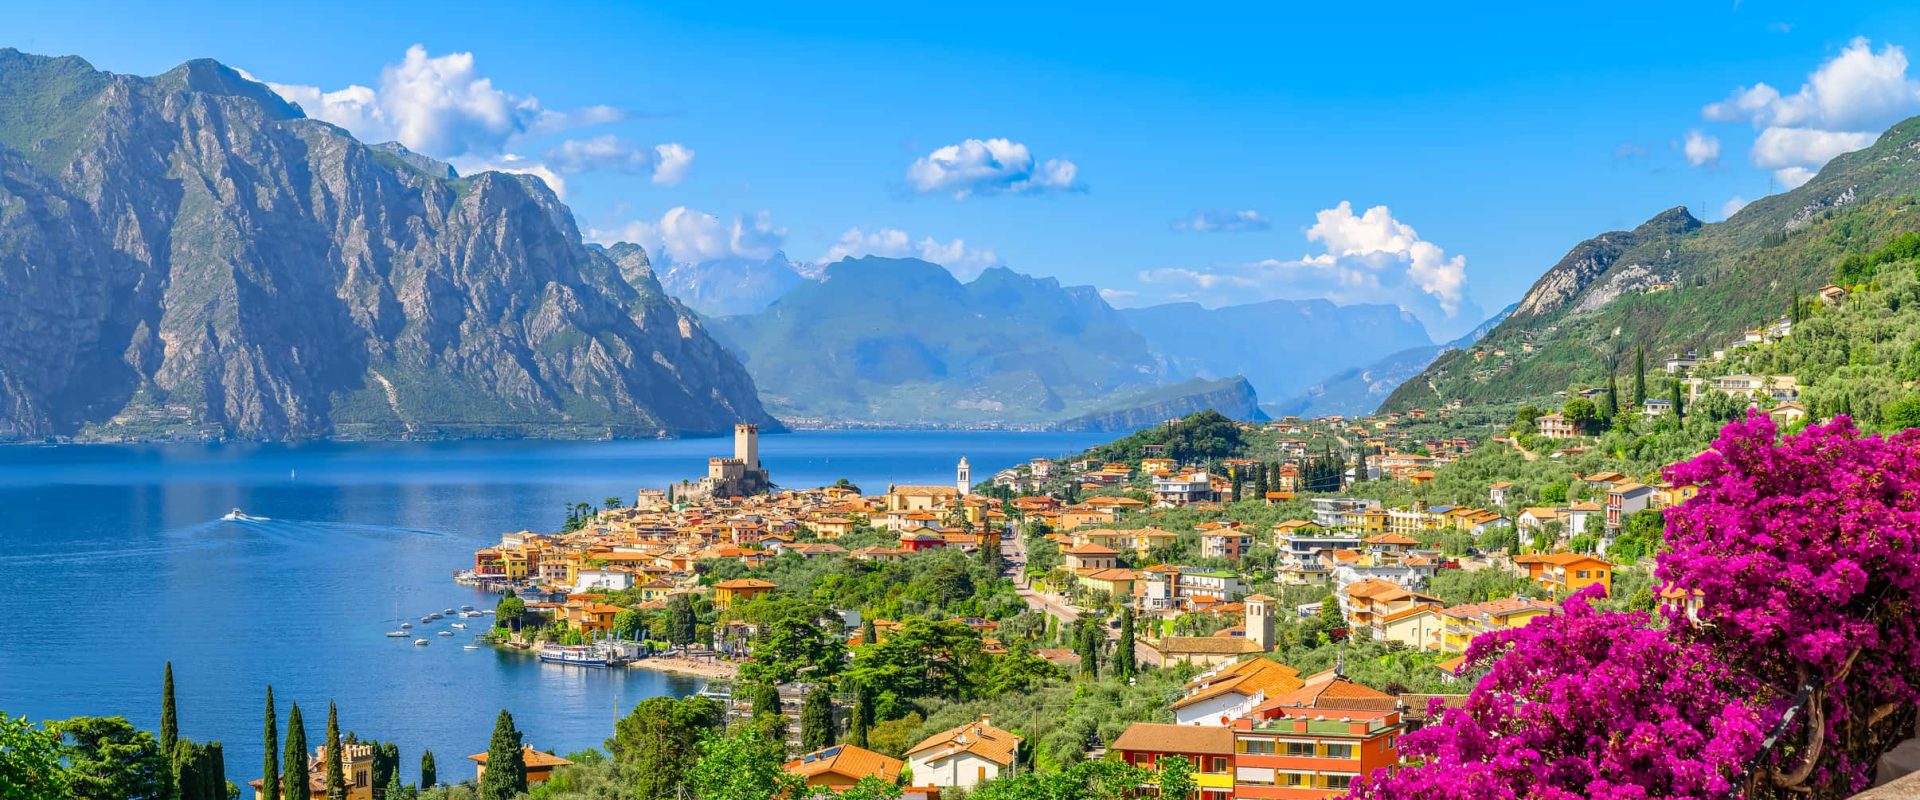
xmin=221 ymin=508 xmax=271 ymax=522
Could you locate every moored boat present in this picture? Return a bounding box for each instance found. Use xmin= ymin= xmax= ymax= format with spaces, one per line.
xmin=413 ymin=639 xmax=429 ymax=646
xmin=385 ymin=630 xmax=406 ymax=637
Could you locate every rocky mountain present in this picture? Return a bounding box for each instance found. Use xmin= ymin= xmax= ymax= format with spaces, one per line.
xmin=1271 ymin=303 xmax=1514 ymax=418
xmin=0 ymin=50 xmax=775 ymax=441
xmin=1052 ymin=376 xmax=1266 ymax=432
xmin=1119 ymin=299 xmax=1434 ymax=400
xmin=710 ymin=257 xmax=1165 ymax=425
xmin=1384 ymin=114 xmax=1920 ymax=412
xmin=657 ymin=254 xmax=809 ymax=318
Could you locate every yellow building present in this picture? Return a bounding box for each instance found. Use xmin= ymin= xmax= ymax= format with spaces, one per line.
xmin=250 ymin=744 xmax=376 ymax=800
xmin=1436 ymin=596 xmax=1558 ymax=653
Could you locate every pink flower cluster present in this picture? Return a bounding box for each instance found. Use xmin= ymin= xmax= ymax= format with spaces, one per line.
xmin=1348 ymin=590 xmax=1764 ymax=800
xmin=1349 ymin=414 xmax=1920 ymax=799
xmin=1660 ymin=414 xmax=1920 ymax=794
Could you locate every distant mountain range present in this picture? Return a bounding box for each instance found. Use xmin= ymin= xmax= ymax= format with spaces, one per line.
xmin=1384 ymin=114 xmax=1920 ymax=413
xmin=657 ymin=254 xmax=808 ymax=318
xmin=687 ymin=253 xmax=1460 ymax=428
xmin=1118 ymin=300 xmax=1434 ymax=400
xmin=1271 ymin=304 xmax=1514 ymax=418
xmin=0 ymin=50 xmax=775 ymax=441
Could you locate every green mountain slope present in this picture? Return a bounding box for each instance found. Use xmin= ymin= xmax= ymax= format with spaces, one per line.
xmin=1385 ymin=116 xmax=1920 ymax=412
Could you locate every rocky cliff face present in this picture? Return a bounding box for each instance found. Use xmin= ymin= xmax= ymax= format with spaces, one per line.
xmin=1511 ymin=207 xmax=1700 ymax=319
xmin=0 ymin=50 xmax=774 ymax=440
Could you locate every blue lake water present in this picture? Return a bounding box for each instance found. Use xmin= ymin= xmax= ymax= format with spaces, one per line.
xmin=0 ymin=429 xmax=1107 ymax=786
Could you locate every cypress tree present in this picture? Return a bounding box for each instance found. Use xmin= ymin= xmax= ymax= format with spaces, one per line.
xmin=263 ymin=686 xmax=280 ymax=800
xmin=1115 ymin=607 xmax=1136 ymax=680
xmin=478 ymin=710 xmax=526 ymax=800
xmin=372 ymin=742 xmax=399 ymax=799
xmin=172 ymin=740 xmax=201 ymax=800
xmin=1670 ymin=381 xmax=1685 ymax=421
xmin=205 ymin=742 xmax=226 ymax=800
xmin=800 ymin=686 xmax=834 ymax=751
xmin=1603 ymin=371 xmax=1620 ymax=420
xmin=282 ymin=704 xmax=309 ymax=800
xmin=419 ymin=750 xmax=436 ymax=790
xmin=324 ymin=702 xmax=345 ymax=800
xmin=161 ymin=662 xmax=179 ymax=755
xmin=861 ymin=617 xmax=878 ymax=646
xmin=1632 ymin=347 xmax=1647 ymax=406
xmin=847 ymin=684 xmax=871 ymax=747
xmin=384 ymin=771 xmax=406 ymax=800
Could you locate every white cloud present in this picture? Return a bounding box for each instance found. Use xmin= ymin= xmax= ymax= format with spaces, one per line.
xmin=1700 ymin=38 xmax=1917 ymax=186
xmin=1683 ymin=130 xmax=1721 ymax=167
xmin=1749 ymin=126 xmax=1874 ymax=169
xmin=652 ymin=143 xmax=695 ymax=186
xmin=265 ymin=45 xmax=648 ymax=195
xmin=1775 ymin=166 xmax=1818 ymax=189
xmin=543 ymin=135 xmax=694 ymax=185
xmin=905 ymin=138 xmax=1081 ymax=198
xmin=1173 ymin=209 xmax=1272 ymax=233
xmin=586 ymin=207 xmax=787 ymax=264
xmin=1721 ymin=195 xmax=1751 ymax=220
xmin=1128 ymin=201 xmax=1479 ymax=336
xmin=823 ymin=227 xmax=1002 ymax=279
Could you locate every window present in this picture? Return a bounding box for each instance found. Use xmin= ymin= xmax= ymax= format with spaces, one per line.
xmin=355 ymin=770 xmax=369 ymax=788
xmin=1324 ymin=774 xmax=1355 ymax=790
xmin=1209 ymin=757 xmax=1228 ymax=773
xmin=1239 ymin=739 xmax=1276 ymax=755
xmin=1134 ymin=754 xmax=1157 ymax=768
xmin=1322 ymin=743 xmax=1357 ymax=759
xmin=1281 ymin=741 xmax=1315 ymax=757
xmin=1282 ymin=772 xmax=1308 ymax=787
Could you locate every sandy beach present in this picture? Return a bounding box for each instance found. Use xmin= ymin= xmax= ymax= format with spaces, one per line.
xmin=630 ymin=653 xmax=738 ymax=680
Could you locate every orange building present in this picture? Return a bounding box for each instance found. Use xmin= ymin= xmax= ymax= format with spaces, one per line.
xmin=713 ymin=578 xmax=777 ymax=607
xmin=1230 ymin=705 xmax=1403 ymax=799
xmin=468 ymin=746 xmax=573 ymax=786
xmin=784 ymin=744 xmax=903 ymax=791
xmin=1514 ymin=552 xmax=1613 ymax=596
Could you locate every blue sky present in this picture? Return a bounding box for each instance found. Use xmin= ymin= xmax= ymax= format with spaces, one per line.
xmin=12 ymin=0 xmax=1920 ymax=339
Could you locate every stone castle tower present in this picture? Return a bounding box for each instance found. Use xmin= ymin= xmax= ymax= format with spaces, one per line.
xmin=957 ymin=456 xmax=971 ymax=495
xmin=735 ymin=423 xmax=760 ymax=471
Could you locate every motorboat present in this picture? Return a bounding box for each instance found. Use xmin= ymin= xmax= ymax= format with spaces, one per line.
xmin=451 ymin=622 xmax=467 ymax=630
xmin=460 ymin=605 xmax=475 ymax=612
xmin=413 ymin=639 xmax=429 ymax=646
xmin=400 ymin=622 xmax=412 ymax=629
xmin=420 ymin=616 xmax=436 ymax=623
xmin=437 ymin=630 xmax=454 ymax=637
xmin=386 ymin=630 xmax=407 ymax=637
xmin=463 ymin=644 xmax=481 ymax=650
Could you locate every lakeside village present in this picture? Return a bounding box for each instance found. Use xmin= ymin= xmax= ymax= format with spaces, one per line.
xmin=29 ymin=279 xmax=1919 ymax=800
xmin=434 ymin=389 xmax=1746 ymax=800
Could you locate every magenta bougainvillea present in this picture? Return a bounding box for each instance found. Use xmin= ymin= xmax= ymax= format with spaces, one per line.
xmin=1660 ymin=414 xmax=1920 ymax=796
xmin=1350 ymin=414 xmax=1920 ymax=800
xmin=1348 ymin=590 xmax=1764 ymax=800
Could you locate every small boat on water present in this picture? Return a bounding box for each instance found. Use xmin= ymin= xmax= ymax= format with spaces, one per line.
xmin=413 ymin=639 xmax=429 ymax=646
xmin=451 ymin=622 xmax=467 ymax=630
xmin=464 ymin=644 xmax=481 ymax=650
xmin=385 ymin=630 xmax=407 ymax=638
xmin=460 ymin=604 xmax=475 ymax=612
xmin=420 ymin=616 xmax=436 ymax=623
xmin=400 ymin=622 xmax=412 ymax=629
xmin=437 ymin=630 xmax=454 ymax=637
xmin=442 ymin=608 xmax=455 ymax=615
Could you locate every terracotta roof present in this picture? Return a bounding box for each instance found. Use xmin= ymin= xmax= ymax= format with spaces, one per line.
xmin=1111 ymin=722 xmax=1235 ymax=756
xmin=1152 ymin=636 xmax=1264 ymax=656
xmin=905 ymin=715 xmax=1020 ymax=767
xmin=469 ymin=746 xmax=574 ymax=769
xmin=784 ymin=744 xmax=903 ymax=783
xmin=715 ymin=578 xmax=777 ymax=589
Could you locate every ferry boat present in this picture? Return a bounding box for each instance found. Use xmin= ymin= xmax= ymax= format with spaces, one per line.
xmin=536 ymin=643 xmax=613 ymax=666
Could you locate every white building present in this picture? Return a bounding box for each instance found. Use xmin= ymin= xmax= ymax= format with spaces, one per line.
xmin=904 ymin=715 xmax=1020 ymax=790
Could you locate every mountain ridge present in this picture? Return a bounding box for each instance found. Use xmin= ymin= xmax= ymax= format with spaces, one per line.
xmin=0 ymin=49 xmax=776 ymax=441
